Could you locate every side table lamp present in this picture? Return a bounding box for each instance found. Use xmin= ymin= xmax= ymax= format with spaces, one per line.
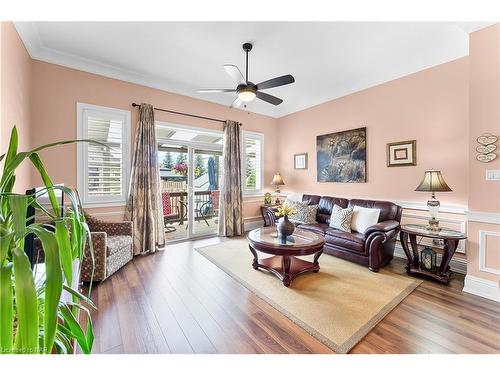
xmin=415 ymin=169 xmax=452 ymax=231
xmin=271 ymin=172 xmax=285 ymax=204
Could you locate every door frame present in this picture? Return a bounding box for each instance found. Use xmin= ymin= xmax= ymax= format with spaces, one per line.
xmin=156 ymin=121 xmax=223 ymax=241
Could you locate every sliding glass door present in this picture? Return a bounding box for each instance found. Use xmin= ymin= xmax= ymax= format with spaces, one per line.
xmin=191 ymin=147 xmax=222 ymax=238
xmin=156 ymin=122 xmax=223 ymax=242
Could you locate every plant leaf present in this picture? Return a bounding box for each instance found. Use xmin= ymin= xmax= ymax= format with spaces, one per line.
xmin=7 ymin=195 xmax=28 ymax=247
xmin=28 ymin=226 xmax=63 ymax=354
xmin=59 ymin=303 xmax=90 ymax=354
xmin=55 ymin=220 xmax=73 ymax=287
xmin=12 ymin=247 xmax=39 ymax=353
xmin=3 ymin=127 xmax=18 ymax=174
xmin=62 ymin=284 xmax=96 ymax=309
xmin=0 ymin=261 xmax=13 ymax=353
xmin=29 ymin=154 xmax=59 ymax=216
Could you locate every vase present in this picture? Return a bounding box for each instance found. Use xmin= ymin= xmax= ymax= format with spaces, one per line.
xmin=277 ymin=215 xmax=295 ymax=238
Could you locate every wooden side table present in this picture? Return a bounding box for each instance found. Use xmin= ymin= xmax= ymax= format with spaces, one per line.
xmin=399 ymin=224 xmax=467 ymax=284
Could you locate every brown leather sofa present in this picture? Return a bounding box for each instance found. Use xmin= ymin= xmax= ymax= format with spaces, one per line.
xmin=267 ymin=194 xmax=402 ymax=272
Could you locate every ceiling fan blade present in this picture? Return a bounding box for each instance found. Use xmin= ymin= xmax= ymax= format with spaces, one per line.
xmin=230 ymin=97 xmax=243 ymax=108
xmin=197 ymin=88 xmax=236 ymax=93
xmin=224 ymin=64 xmax=246 ymax=85
xmin=256 ymin=91 xmax=283 ymax=106
xmin=256 ymin=74 xmax=295 ymax=90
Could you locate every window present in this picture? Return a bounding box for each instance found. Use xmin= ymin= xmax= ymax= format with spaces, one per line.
xmin=242 ymin=131 xmax=264 ymax=195
xmin=77 ymin=103 xmax=131 ymax=207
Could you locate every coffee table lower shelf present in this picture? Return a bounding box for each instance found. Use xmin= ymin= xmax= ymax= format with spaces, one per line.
xmin=253 ymin=255 xmax=321 ymax=287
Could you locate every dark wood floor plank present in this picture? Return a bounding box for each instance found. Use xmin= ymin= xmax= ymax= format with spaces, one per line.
xmin=164 ymin=248 xmax=291 ymax=353
xmin=136 ymin=256 xmax=217 ymax=353
xmin=130 ymin=257 xmax=195 ymax=353
xmin=168 ymin=241 xmax=333 ymax=353
xmin=152 ymin=254 xmax=266 ymax=354
xmin=87 ymin=237 xmax=500 ymax=354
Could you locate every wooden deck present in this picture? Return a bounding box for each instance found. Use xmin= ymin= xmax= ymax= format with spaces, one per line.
xmin=86 ymin=237 xmax=500 ymax=354
xmin=164 ymin=218 xmax=218 ymax=241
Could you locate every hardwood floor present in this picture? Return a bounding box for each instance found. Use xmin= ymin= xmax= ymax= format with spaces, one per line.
xmin=85 ymin=237 xmax=500 ymax=354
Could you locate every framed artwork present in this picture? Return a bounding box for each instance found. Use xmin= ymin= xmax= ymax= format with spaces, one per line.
xmin=294 ymin=153 xmax=308 ymax=169
xmin=386 ymin=140 xmax=416 ymax=167
xmin=316 ymin=127 xmax=366 ymax=183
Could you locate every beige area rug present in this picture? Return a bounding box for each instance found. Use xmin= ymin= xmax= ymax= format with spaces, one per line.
xmin=196 ymin=239 xmax=421 ymax=353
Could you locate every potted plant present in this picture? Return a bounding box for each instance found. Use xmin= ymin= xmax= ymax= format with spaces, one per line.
xmin=0 ymin=127 xmax=94 ymax=354
xmin=276 ymin=205 xmax=296 ymax=238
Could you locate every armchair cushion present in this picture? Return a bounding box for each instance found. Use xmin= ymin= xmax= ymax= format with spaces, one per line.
xmin=107 ymin=235 xmax=133 ymax=256
xmin=363 ymin=220 xmax=400 ymax=238
xmin=81 ymin=211 xmax=133 ymax=282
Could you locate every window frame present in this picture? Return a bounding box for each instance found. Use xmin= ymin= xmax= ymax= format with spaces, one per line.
xmin=77 ymin=102 xmax=131 ymax=207
xmin=241 ymin=130 xmax=265 ymax=196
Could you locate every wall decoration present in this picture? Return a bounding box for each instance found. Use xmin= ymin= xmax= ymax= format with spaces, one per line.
xmin=476 ymin=133 xmax=498 ymax=163
xmin=316 ymin=127 xmax=366 ymax=183
xmin=294 ymin=153 xmax=308 ymax=169
xmin=386 ymin=140 xmax=416 ymax=167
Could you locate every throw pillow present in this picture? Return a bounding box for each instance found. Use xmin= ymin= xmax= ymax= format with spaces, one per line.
xmin=351 ymin=206 xmax=381 ymax=233
xmin=329 ymin=205 xmax=353 ymax=232
xmin=283 ymin=198 xmax=318 ymax=224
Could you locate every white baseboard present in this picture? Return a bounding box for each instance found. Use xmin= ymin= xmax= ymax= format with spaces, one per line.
xmin=393 ymin=244 xmax=467 ymax=274
xmin=244 ymin=220 xmax=264 ymax=232
xmin=463 ymin=275 xmax=500 ymax=302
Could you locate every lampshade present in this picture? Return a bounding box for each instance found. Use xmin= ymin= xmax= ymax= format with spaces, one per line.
xmin=271 ymin=172 xmax=285 ymax=186
xmin=415 ymin=169 xmax=452 ymax=192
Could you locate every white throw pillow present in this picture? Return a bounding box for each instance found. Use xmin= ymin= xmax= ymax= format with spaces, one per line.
xmin=329 ymin=205 xmax=353 ymax=233
xmin=351 ymin=206 xmax=381 ymax=233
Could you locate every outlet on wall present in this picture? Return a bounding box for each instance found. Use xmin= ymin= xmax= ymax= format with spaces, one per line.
xmin=486 ymin=170 xmax=500 ymax=181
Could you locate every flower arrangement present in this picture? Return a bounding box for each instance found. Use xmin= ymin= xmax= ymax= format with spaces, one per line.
xmin=276 ymin=204 xmax=296 ymax=218
xmin=172 ymin=162 xmax=188 ymax=176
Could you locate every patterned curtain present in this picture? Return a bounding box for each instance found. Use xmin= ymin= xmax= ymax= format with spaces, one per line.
xmin=218 ymin=120 xmax=245 ymax=237
xmin=126 ymin=103 xmax=165 ymax=254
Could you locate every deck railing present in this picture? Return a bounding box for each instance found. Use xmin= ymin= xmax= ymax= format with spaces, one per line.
xmin=163 ymin=190 xmax=218 ymax=225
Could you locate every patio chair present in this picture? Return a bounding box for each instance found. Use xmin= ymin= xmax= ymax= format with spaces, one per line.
xmin=162 ymin=191 xmax=181 ymax=233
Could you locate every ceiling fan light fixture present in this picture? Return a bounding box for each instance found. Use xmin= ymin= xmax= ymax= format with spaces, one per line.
xmin=237 ymin=87 xmax=256 ymax=102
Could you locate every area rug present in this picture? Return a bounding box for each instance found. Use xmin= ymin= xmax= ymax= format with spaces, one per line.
xmin=195 ymin=239 xmax=421 ymax=353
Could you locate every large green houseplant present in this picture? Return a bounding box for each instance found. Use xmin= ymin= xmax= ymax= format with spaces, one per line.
xmin=0 ymin=127 xmax=94 ymax=354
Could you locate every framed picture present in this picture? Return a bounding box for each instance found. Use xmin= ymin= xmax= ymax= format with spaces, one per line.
xmin=316 ymin=127 xmax=366 ymax=182
xmin=294 ymin=153 xmax=308 ymax=169
xmin=386 ymin=140 xmax=416 ymax=167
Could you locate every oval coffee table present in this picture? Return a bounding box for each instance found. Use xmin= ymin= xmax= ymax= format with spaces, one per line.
xmin=247 ymin=227 xmax=325 ymax=287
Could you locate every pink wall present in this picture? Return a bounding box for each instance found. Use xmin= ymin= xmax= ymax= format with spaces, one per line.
xmin=0 ymin=22 xmax=33 ymax=193
xmin=30 ymin=60 xmax=279 ymax=221
xmin=469 ymin=25 xmax=500 ymax=213
xmin=466 ymin=24 xmax=500 ymax=284
xmin=277 ymin=58 xmax=469 ymax=208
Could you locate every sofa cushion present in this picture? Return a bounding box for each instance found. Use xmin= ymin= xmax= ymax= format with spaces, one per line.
xmin=302 ymin=194 xmax=321 ymax=205
xmin=316 ymin=196 xmax=349 ymax=223
xmin=329 ymin=205 xmax=354 ymax=232
xmin=284 ymin=199 xmax=318 ymax=224
xmin=348 ymin=199 xmax=399 ymax=222
xmin=325 ymin=229 xmax=365 ymax=253
xmin=107 ymin=235 xmax=133 ymax=257
xmin=297 ymin=222 xmax=330 ymax=235
xmin=351 ymin=206 xmax=380 ymax=233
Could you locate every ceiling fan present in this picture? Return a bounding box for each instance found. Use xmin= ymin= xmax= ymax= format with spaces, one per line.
xmin=196 ymin=42 xmax=295 ymax=108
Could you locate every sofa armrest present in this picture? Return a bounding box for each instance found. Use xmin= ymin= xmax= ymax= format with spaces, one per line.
xmin=81 ymin=231 xmax=107 ymax=282
xmin=364 ymin=220 xmax=400 ymax=238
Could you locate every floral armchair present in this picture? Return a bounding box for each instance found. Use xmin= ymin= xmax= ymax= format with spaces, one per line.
xmin=81 ymin=212 xmax=133 ymax=282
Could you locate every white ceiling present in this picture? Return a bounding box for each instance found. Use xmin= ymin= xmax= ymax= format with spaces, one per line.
xmin=15 ymin=22 xmax=491 ymax=118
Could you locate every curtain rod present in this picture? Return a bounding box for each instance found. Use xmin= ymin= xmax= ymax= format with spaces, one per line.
xmin=131 ymin=102 xmax=241 ymax=125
